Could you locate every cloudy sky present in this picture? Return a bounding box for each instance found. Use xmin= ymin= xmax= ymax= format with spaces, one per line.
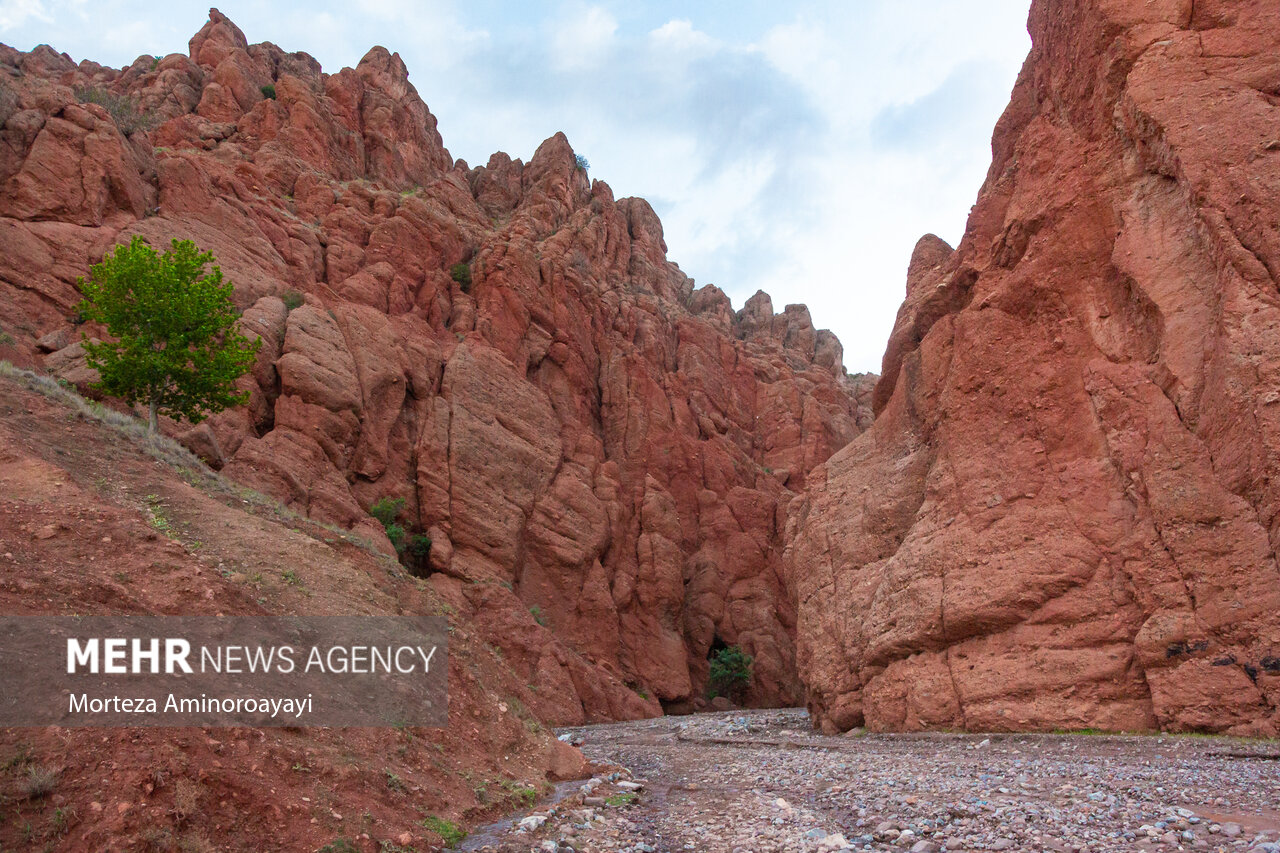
xmin=1 ymin=0 xmax=1032 ymax=373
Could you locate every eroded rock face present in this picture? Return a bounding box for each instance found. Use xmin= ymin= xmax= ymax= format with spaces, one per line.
xmin=0 ymin=13 xmax=873 ymax=722
xmin=788 ymin=0 xmax=1280 ymax=736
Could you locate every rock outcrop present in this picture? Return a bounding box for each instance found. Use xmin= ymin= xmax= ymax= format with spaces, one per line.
xmin=0 ymin=11 xmax=874 ymax=721
xmin=788 ymin=0 xmax=1280 ymax=735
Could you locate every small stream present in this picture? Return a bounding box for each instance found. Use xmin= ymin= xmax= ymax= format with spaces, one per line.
xmin=456 ymin=779 xmax=584 ymax=850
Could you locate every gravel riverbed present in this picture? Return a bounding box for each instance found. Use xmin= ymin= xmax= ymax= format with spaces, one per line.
xmin=462 ymin=709 xmax=1280 ymax=853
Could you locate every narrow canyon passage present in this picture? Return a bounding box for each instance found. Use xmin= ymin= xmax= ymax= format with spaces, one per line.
xmin=466 ymin=711 xmax=1280 ymax=853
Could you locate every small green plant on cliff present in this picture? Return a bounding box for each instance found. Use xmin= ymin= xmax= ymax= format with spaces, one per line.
xmin=280 ymin=290 xmax=304 ymax=311
xmin=529 ymin=605 xmax=546 ymax=627
xmin=449 ymin=262 xmax=472 ymax=293
xmin=407 ymin=533 xmax=432 ymax=571
xmin=77 ymin=236 xmax=260 ymax=434
xmin=73 ymin=85 xmax=155 ymax=134
xmin=574 ymin=154 xmax=590 ymax=172
xmin=260 ymin=83 xmax=276 ymax=100
xmin=707 ymin=645 xmax=753 ymax=702
xmin=370 ymin=497 xmax=405 ymax=528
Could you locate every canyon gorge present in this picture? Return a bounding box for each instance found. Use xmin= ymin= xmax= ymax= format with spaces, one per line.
xmin=0 ymin=4 xmax=1277 ymax=839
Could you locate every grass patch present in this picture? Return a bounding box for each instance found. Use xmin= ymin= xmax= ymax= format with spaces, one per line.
xmin=418 ymin=815 xmax=466 ymax=847
xmin=605 ymin=792 xmax=637 ymax=806
xmin=73 ymin=85 xmax=155 ymax=134
xmin=316 ymin=840 xmax=360 ymax=853
xmin=499 ymin=779 xmax=537 ymax=807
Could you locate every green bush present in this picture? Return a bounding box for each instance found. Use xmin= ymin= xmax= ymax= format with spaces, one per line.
xmin=708 ymin=645 xmax=753 ymax=702
xmin=529 ymin=605 xmax=546 ymax=627
xmin=575 ymin=154 xmax=590 ymax=172
xmin=449 ymin=262 xmax=471 ymax=293
xmin=280 ymin=290 xmax=304 ymax=311
xmin=384 ymin=523 xmax=406 ymax=554
xmin=369 ymin=497 xmax=405 ymax=528
xmin=73 ymin=85 xmax=155 ymax=135
xmin=260 ymin=84 xmax=276 ymax=100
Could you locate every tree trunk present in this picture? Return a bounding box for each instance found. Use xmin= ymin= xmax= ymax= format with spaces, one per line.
xmin=148 ymin=398 xmax=159 ymax=435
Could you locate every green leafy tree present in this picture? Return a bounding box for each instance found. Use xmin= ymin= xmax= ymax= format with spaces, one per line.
xmin=77 ymin=236 xmax=260 ymax=434
xmin=708 ymin=645 xmax=753 ymax=703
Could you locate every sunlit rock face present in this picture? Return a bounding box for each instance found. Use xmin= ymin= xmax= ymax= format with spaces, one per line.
xmin=0 ymin=10 xmax=875 ymax=722
xmin=786 ymin=0 xmax=1280 ymax=736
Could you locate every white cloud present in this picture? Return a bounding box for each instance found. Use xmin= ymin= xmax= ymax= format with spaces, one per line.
xmin=0 ymin=0 xmax=52 ymax=31
xmin=552 ymin=5 xmax=617 ymax=71
xmin=649 ymin=18 xmax=716 ymax=56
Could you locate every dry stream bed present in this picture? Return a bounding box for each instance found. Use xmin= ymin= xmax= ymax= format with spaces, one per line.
xmin=462 ymin=710 xmax=1280 ymax=853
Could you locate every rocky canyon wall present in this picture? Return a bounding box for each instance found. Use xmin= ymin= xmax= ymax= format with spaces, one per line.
xmin=0 ymin=10 xmax=874 ymax=722
xmin=787 ymin=0 xmax=1280 ymax=736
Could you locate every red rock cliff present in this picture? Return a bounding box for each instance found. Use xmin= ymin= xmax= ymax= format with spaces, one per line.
xmin=787 ymin=0 xmax=1280 ymax=735
xmin=0 ymin=10 xmax=874 ymax=721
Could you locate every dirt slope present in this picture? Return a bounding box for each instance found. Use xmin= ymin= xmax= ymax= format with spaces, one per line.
xmin=0 ymin=367 xmax=586 ymax=852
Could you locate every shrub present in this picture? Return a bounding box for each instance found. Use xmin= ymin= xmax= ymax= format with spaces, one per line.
xmin=260 ymin=84 xmax=276 ymax=100
xmin=449 ymin=262 xmax=471 ymax=293
xmin=369 ymin=497 xmax=405 ymax=528
xmin=73 ymin=85 xmax=155 ymax=135
xmin=419 ymin=815 xmax=466 ymax=846
xmin=280 ymin=290 xmax=304 ymax=311
xmin=21 ymin=764 xmax=57 ymax=799
xmin=574 ymin=154 xmax=590 ymax=172
xmin=707 ymin=644 xmax=753 ymax=702
xmin=408 ymin=534 xmax=432 ymax=561
xmin=529 ymin=605 xmax=546 ymax=627
xmin=384 ymin=523 xmax=406 ymax=554
xmin=77 ymin=236 xmax=260 ymax=433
